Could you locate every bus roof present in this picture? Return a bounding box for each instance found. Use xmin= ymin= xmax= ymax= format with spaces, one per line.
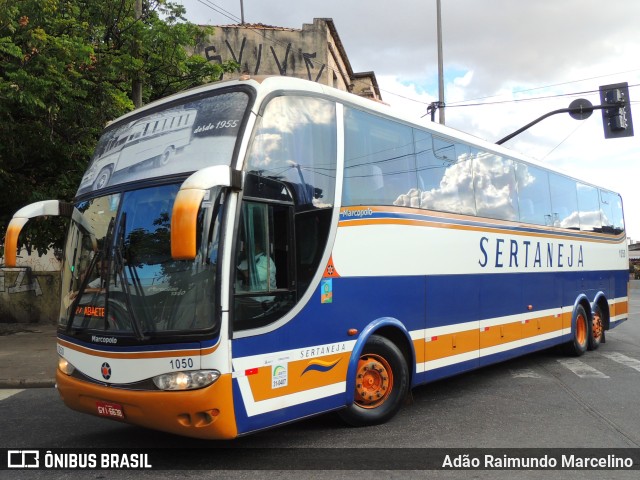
xmin=108 ymin=75 xmax=620 ymax=196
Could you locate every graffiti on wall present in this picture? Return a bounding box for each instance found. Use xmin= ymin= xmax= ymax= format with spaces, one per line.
xmin=204 ymin=37 xmax=327 ymax=82
xmin=0 ymin=269 xmax=43 ymax=296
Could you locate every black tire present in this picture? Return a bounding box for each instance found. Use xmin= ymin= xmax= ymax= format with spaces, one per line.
xmin=588 ymin=304 xmax=604 ymax=351
xmin=565 ymin=304 xmax=589 ymax=357
xmin=338 ymin=335 xmax=409 ymax=427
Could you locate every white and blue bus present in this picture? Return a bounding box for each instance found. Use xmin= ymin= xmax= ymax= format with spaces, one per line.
xmin=4 ymin=76 xmax=628 ymax=439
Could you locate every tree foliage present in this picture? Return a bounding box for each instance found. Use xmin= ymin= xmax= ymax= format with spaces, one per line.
xmin=0 ymin=0 xmax=235 ymax=257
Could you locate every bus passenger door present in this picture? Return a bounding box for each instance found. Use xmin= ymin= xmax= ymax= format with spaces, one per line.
xmin=232 ymin=199 xmax=296 ymax=332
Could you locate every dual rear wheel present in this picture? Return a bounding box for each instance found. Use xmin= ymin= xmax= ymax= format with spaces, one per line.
xmin=566 ymin=303 xmax=606 ymax=356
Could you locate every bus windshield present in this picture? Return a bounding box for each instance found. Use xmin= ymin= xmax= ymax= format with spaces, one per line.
xmin=77 ymin=89 xmax=250 ymax=194
xmin=60 ymin=184 xmax=222 ymax=338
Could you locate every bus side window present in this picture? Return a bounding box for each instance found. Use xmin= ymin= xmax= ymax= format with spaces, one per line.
xmin=234 ymin=200 xmax=295 ymax=331
xmin=549 ymin=174 xmax=579 ymax=229
xmin=343 ymin=107 xmax=417 ymax=207
xmin=577 ymin=183 xmax=602 ymax=232
xmin=600 ymin=190 xmax=625 ymax=234
xmin=472 ymin=150 xmax=519 ymax=221
xmin=416 ymin=133 xmax=476 ymax=216
xmin=515 ymin=162 xmax=552 ymax=226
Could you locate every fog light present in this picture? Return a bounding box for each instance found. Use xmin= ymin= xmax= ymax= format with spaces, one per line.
xmin=58 ymin=356 xmax=75 ymax=375
xmin=152 ymin=370 xmax=220 ymax=391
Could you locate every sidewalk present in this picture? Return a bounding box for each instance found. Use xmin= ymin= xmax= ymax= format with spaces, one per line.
xmin=0 ymin=323 xmax=58 ymax=388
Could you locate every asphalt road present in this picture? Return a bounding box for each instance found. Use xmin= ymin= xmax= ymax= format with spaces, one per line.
xmin=2 ymin=295 xmax=640 ymax=479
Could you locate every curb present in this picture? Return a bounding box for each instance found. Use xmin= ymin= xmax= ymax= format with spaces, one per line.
xmin=0 ymin=379 xmax=56 ymax=389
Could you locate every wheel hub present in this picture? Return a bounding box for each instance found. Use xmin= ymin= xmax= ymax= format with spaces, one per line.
xmin=355 ymin=354 xmax=393 ymax=409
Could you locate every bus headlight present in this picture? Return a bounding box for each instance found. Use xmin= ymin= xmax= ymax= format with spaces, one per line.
xmin=152 ymin=370 xmax=220 ymax=391
xmin=58 ymin=356 xmax=76 ymax=375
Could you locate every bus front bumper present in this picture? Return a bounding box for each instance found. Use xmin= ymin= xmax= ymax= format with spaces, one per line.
xmin=56 ymin=370 xmax=238 ymax=440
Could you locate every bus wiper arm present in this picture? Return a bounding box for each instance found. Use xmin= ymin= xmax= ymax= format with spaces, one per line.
xmin=66 ymin=250 xmax=103 ymax=333
xmin=115 ymin=213 xmax=147 ymax=341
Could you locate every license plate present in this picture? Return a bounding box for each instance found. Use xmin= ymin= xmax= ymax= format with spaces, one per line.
xmin=96 ymin=401 xmax=125 ymax=419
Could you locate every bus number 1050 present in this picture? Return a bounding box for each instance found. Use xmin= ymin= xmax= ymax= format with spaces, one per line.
xmin=169 ymin=358 xmax=194 ymax=370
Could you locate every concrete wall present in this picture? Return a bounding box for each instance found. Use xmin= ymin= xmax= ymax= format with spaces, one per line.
xmin=0 ymin=268 xmax=60 ymax=324
xmin=196 ymin=20 xmax=335 ymax=84
xmin=193 ymin=18 xmax=382 ymax=102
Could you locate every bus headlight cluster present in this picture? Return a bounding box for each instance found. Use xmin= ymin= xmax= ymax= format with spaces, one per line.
xmin=58 ymin=356 xmax=76 ymax=375
xmin=152 ymin=370 xmax=220 ymax=391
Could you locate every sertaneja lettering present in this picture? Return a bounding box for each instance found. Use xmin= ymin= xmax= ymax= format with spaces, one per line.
xmin=479 ymin=236 xmax=584 ymax=269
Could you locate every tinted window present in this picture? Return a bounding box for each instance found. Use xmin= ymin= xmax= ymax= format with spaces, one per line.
xmin=246 ymin=96 xmax=337 ymax=211
xmin=234 ymin=199 xmax=295 ymax=331
xmin=549 ymin=174 xmax=579 ymax=229
xmin=577 ymin=183 xmax=602 ymax=232
xmin=472 ymin=151 xmax=518 ymax=221
xmin=343 ymin=107 xmax=417 ymax=206
xmin=416 ymin=132 xmax=476 ymax=215
xmin=600 ymin=190 xmax=625 ymax=234
xmin=515 ymin=163 xmax=551 ymax=226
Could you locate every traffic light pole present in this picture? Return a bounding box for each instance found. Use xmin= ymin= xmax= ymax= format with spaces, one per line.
xmin=496 ymin=102 xmax=625 ymax=145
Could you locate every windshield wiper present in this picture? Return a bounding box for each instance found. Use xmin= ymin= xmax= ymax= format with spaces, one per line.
xmin=114 ymin=212 xmax=148 ymax=341
xmin=66 ymin=250 xmax=103 ymax=333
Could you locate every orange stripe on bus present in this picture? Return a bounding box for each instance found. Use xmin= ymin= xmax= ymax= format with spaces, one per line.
xmin=418 ymin=312 xmax=568 ymax=366
xmin=424 ymin=329 xmax=478 ymax=362
xmin=338 ymin=206 xmax=626 ymax=244
xmin=246 ymin=353 xmax=350 ymax=402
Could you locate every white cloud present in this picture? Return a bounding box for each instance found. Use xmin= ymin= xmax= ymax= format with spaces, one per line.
xmin=179 ymin=0 xmax=640 ymax=238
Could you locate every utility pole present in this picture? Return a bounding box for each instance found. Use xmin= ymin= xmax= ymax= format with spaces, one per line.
xmin=240 ymin=0 xmax=245 ymax=24
xmin=132 ymin=0 xmax=143 ymax=108
xmin=436 ymin=0 xmax=445 ymax=124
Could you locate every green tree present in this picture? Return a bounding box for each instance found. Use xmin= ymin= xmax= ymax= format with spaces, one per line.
xmin=0 ymin=0 xmax=235 ymax=257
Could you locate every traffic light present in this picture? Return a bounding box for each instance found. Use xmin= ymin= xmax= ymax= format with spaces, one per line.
xmin=599 ymin=82 xmax=634 ymax=139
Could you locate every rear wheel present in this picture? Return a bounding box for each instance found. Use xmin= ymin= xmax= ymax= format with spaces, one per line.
xmin=565 ymin=304 xmax=589 ymax=356
xmin=588 ymin=304 xmax=604 ymax=350
xmin=338 ymin=335 xmax=409 ymax=427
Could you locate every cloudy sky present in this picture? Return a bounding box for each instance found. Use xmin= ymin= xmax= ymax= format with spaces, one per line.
xmin=179 ymin=0 xmax=640 ymax=240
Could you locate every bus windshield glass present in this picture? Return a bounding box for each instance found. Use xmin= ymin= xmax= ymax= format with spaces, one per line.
xmin=60 ymin=184 xmax=222 ymax=337
xmin=77 ymin=89 xmax=250 ymax=194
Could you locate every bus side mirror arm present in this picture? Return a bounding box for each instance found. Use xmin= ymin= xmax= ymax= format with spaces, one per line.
xmin=171 ymin=165 xmax=243 ymax=260
xmin=3 ymin=200 xmax=76 ymax=268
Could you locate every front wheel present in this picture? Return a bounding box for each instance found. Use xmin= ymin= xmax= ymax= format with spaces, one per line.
xmin=338 ymin=335 xmax=409 ymax=427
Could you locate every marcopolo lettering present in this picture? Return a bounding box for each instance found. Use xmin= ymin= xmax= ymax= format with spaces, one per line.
xmin=340 ymin=208 xmax=373 ymax=218
xmin=91 ymin=336 xmax=118 ymax=344
xmin=478 ymin=236 xmax=584 ymax=269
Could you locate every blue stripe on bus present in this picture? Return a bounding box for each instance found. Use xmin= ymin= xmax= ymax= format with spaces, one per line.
xmin=232 ymin=378 xmax=346 ymax=435
xmin=232 ymin=269 xmax=628 ymax=358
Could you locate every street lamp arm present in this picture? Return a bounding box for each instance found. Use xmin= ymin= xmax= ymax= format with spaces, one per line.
xmin=495 ymin=103 xmax=617 ymax=145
